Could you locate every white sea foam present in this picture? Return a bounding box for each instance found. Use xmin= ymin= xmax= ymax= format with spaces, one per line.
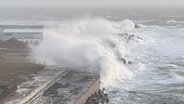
xmin=32 ymin=18 xmax=145 ymax=87
xmin=167 ymin=20 xmax=184 ymax=24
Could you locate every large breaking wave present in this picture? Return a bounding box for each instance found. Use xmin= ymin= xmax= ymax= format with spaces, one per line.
xmin=32 ymin=18 xmax=145 ymax=87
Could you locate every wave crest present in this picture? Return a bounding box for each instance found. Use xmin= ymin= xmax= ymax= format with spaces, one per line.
xmin=32 ymin=18 xmax=141 ymax=87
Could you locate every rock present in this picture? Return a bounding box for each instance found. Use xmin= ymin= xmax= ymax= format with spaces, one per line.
xmin=137 ymin=36 xmax=143 ymax=40
xmin=121 ymin=58 xmax=126 ymax=64
xmin=134 ymin=24 xmax=140 ymax=28
xmin=85 ymin=88 xmax=109 ymax=104
xmin=128 ymin=61 xmax=132 ymax=64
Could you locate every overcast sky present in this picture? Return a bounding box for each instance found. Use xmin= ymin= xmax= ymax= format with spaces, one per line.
xmin=0 ymin=0 xmax=184 ymax=8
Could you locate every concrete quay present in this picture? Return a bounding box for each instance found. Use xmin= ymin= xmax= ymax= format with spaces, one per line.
xmin=17 ymin=69 xmax=100 ymax=104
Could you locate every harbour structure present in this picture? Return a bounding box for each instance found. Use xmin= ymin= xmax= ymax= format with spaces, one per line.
xmin=3 ymin=29 xmax=43 ymax=44
xmin=20 ymin=70 xmax=101 ymax=104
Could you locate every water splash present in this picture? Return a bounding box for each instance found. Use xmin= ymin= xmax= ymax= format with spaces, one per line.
xmin=32 ymin=18 xmax=139 ymax=87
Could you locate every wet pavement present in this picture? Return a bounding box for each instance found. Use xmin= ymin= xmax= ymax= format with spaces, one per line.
xmin=30 ymin=70 xmax=100 ymax=104
xmin=4 ymin=65 xmax=100 ymax=104
xmin=5 ymin=67 xmax=62 ymax=104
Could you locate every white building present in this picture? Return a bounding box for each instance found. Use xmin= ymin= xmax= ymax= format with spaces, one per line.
xmin=3 ymin=29 xmax=43 ymax=44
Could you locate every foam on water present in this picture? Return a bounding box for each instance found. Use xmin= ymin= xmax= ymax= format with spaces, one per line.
xmin=32 ymin=18 xmax=145 ymax=88
xmin=167 ymin=20 xmax=184 ymax=24
xmin=30 ymin=16 xmax=184 ymax=104
xmin=108 ymin=23 xmax=184 ymax=103
xmin=30 ymin=17 xmax=184 ymax=104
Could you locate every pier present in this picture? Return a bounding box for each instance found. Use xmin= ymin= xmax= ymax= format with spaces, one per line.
xmin=17 ymin=69 xmax=100 ymax=104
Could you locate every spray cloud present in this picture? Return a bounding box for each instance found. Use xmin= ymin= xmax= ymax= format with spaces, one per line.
xmin=32 ymin=18 xmax=135 ymax=87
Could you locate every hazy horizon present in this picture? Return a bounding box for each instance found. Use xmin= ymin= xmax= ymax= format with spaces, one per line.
xmin=0 ymin=0 xmax=184 ymax=8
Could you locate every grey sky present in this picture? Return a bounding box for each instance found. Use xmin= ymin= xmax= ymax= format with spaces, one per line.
xmin=0 ymin=0 xmax=184 ymax=8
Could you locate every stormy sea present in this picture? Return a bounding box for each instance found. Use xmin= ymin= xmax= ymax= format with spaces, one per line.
xmin=1 ymin=7 xmax=184 ymax=104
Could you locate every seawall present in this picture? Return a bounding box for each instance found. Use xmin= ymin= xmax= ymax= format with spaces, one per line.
xmin=17 ymin=69 xmax=100 ymax=104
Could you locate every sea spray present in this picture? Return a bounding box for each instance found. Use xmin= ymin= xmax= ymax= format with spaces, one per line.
xmin=32 ymin=18 xmax=137 ymax=87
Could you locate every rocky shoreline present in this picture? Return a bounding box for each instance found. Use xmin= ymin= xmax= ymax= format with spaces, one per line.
xmin=85 ymin=88 xmax=109 ymax=104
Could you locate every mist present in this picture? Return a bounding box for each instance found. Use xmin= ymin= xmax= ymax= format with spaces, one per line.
xmin=0 ymin=0 xmax=184 ymax=8
xmin=31 ymin=18 xmax=140 ymax=87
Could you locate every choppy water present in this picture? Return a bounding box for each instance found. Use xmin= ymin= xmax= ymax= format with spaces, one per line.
xmin=1 ymin=7 xmax=184 ymax=104
xmin=109 ymin=25 xmax=184 ymax=104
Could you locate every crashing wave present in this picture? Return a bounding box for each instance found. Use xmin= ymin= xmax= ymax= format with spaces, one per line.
xmin=32 ymin=18 xmax=145 ymax=88
xmin=167 ymin=20 xmax=184 ymax=24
